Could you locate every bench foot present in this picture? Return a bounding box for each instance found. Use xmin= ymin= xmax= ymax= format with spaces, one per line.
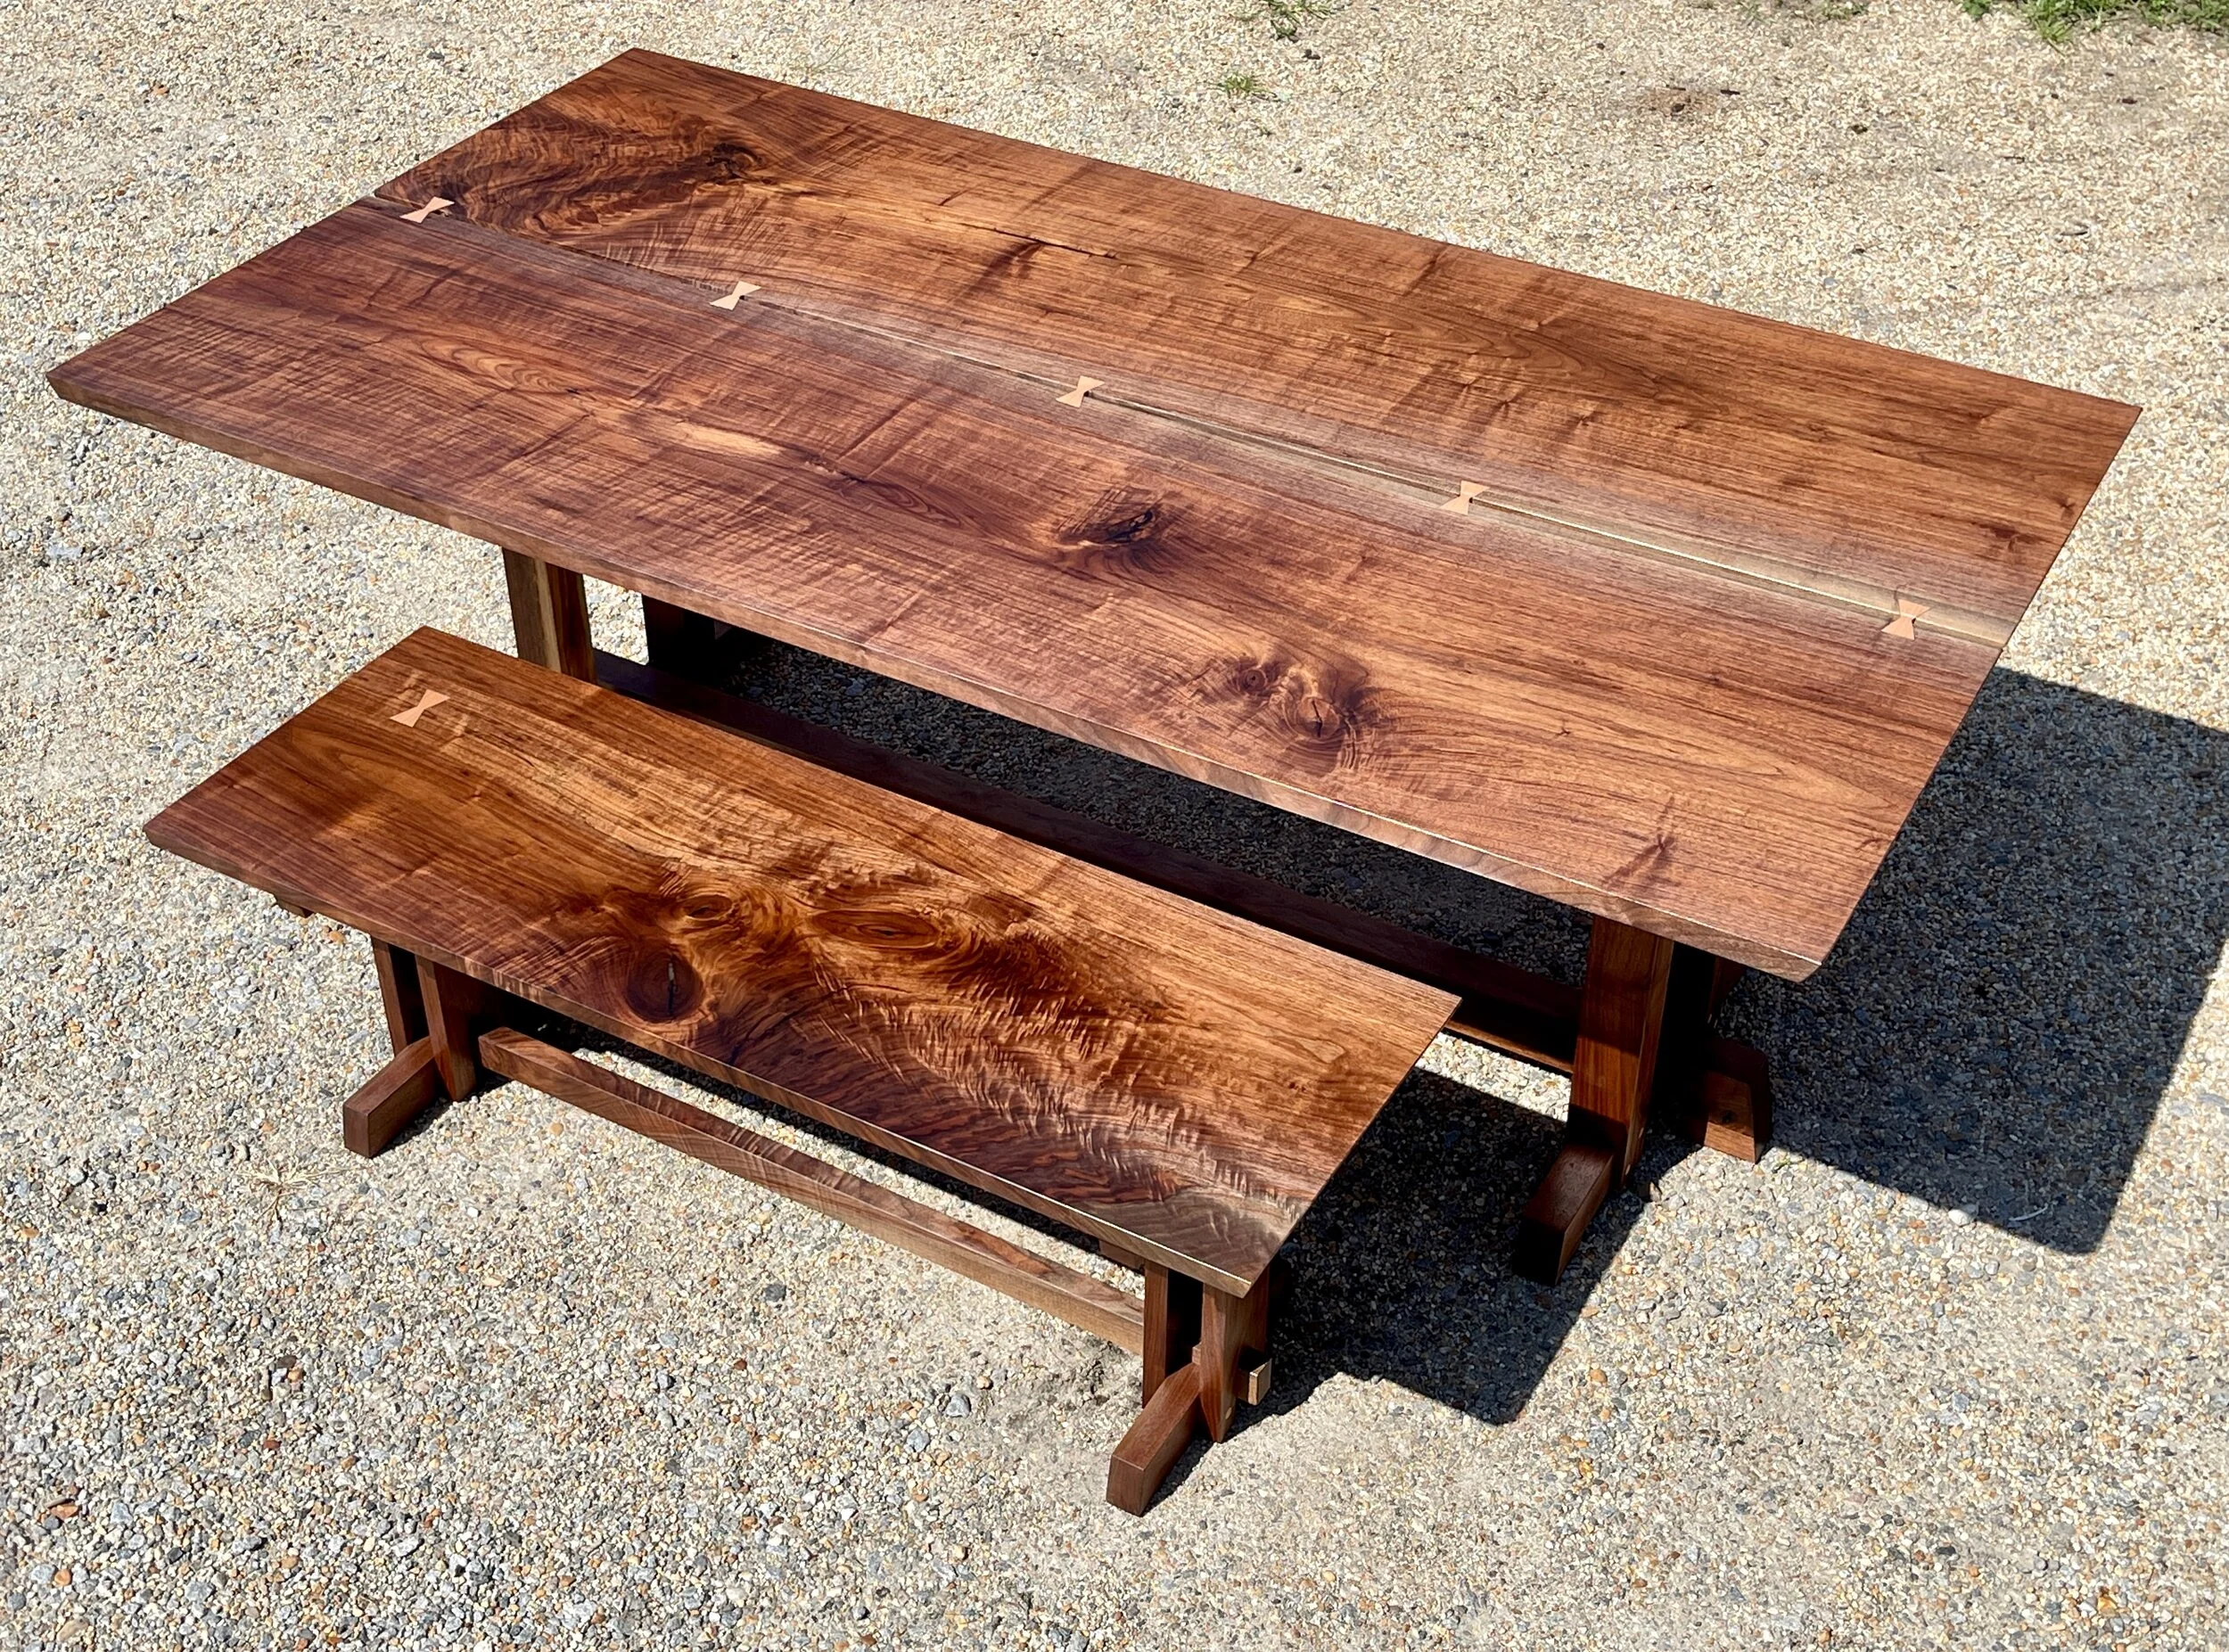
xmin=1107 ymin=1363 xmax=1202 ymax=1516
xmin=341 ymin=1037 xmax=441 ymax=1157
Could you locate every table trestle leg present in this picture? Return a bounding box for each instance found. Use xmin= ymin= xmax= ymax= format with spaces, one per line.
xmin=1516 ymin=916 xmax=1677 ymax=1284
xmin=500 ymin=549 xmax=594 ymax=680
xmin=642 ymin=595 xmax=722 ymax=681
xmin=641 ymin=593 xmax=772 ymax=686
xmin=1649 ymin=947 xmax=1774 ymax=1163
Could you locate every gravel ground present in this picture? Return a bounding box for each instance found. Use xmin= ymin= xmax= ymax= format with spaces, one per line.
xmin=6 ymin=2 xmax=2228 ymax=1648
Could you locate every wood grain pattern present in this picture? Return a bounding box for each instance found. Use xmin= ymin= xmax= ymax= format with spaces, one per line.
xmin=591 ymin=651 xmax=1583 ymax=1065
xmin=479 ymin=1029 xmax=1146 ymax=1352
xmin=144 ymin=628 xmax=1452 ymax=1295
xmin=377 ymin=50 xmax=2136 ymax=639
xmin=54 ymin=201 xmax=2037 ymax=977
xmin=1569 ymin=918 xmax=1677 ymax=1180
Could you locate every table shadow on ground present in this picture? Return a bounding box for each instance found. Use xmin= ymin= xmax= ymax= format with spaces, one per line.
xmin=1722 ymin=668 xmax=2229 ymax=1253
xmin=710 ymin=638 xmax=2227 ymax=1259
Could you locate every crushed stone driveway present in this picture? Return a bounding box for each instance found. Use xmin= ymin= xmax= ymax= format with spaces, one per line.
xmin=4 ymin=2 xmax=2225 ymax=1648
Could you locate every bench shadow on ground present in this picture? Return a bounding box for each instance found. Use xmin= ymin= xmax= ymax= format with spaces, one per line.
xmin=579 ymin=640 xmax=2227 ymax=1437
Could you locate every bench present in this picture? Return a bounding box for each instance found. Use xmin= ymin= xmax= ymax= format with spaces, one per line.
xmin=145 ymin=627 xmax=1455 ymax=1511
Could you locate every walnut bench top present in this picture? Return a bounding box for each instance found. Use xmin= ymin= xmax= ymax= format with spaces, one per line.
xmin=146 ymin=628 xmax=1456 ymax=1295
xmin=53 ymin=50 xmax=2139 ymax=977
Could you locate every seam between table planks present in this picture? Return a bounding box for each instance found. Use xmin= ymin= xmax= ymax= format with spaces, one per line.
xmin=358 ymin=193 xmax=2015 ymax=651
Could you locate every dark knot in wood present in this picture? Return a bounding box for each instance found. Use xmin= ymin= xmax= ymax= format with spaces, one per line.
xmin=1055 ymin=493 xmax=1186 ymax=579
xmin=1213 ymin=652 xmax=1382 ymax=775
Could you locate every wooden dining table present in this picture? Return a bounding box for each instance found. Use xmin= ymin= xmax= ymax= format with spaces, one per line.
xmin=50 ymin=49 xmax=2138 ymax=1283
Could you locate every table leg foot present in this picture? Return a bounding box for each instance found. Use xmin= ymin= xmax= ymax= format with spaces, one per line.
xmin=1514 ymin=925 xmax=1776 ymax=1282
xmin=1513 ymin=1141 xmax=1616 ymax=1285
xmin=1685 ymin=1036 xmax=1774 ymax=1163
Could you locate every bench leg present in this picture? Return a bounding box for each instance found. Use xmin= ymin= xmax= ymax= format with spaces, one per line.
xmin=1515 ymin=916 xmax=1677 ymax=1285
xmin=501 ymin=548 xmax=595 ymax=680
xmin=1108 ymin=1267 xmax=1273 ymax=1514
xmin=371 ymin=937 xmax=426 ymax=1054
xmin=416 ymin=956 xmax=493 ymax=1103
xmin=1197 ymin=1273 xmax=1272 ymax=1442
xmin=1141 ymin=1263 xmax=1201 ymax=1403
xmin=1642 ymin=942 xmax=1715 ymax=1151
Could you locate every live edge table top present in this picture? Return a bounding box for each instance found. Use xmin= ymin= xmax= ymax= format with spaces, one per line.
xmin=50 ymin=48 xmax=2139 ymax=980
